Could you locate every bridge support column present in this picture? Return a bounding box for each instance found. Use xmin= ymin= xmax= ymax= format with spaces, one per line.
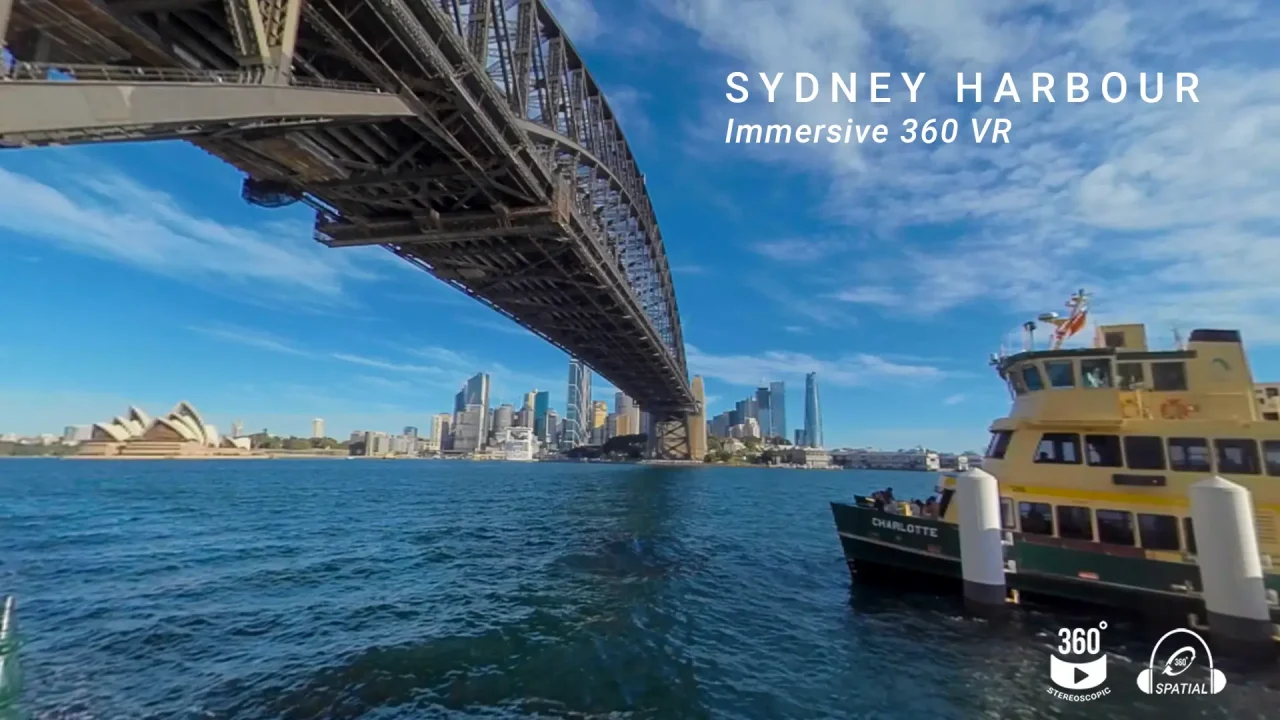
xmin=646 ymin=410 xmax=694 ymax=461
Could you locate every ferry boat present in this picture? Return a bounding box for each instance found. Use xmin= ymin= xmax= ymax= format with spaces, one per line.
xmin=831 ymin=290 xmax=1280 ymax=623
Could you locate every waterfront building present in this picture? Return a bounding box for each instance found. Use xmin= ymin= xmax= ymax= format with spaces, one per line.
xmin=830 ymin=447 xmax=940 ymax=471
xmin=79 ymin=402 xmax=246 ymax=457
xmin=782 ymin=446 xmax=832 ymax=468
xmin=403 ymin=426 xmax=418 ymax=438
xmin=564 ymin=359 xmax=591 ymax=448
xmin=804 ymin=372 xmax=823 ymax=448
xmin=795 ymin=429 xmax=806 ymax=446
xmin=311 ymin=418 xmax=325 ymax=439
xmin=500 ymin=426 xmax=537 ymax=461
xmin=454 ymin=388 xmax=466 ymax=414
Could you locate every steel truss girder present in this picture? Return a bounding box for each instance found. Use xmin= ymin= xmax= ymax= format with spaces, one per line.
xmin=316 ymin=202 xmax=568 ymax=247
xmin=0 ymin=80 xmax=412 ymax=146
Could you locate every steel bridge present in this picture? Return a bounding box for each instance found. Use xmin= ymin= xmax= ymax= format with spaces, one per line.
xmin=0 ymin=0 xmax=704 ymax=459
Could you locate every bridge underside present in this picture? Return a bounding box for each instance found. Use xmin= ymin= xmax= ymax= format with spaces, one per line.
xmin=0 ymin=0 xmax=699 ymax=458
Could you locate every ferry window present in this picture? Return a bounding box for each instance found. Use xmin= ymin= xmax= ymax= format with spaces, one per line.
xmin=1096 ymin=509 xmax=1136 ymax=546
xmin=1123 ymin=435 xmax=1166 ymax=470
xmin=1168 ymin=437 xmax=1212 ymax=472
xmin=1034 ymin=433 xmax=1081 ymax=464
xmin=1080 ymin=359 xmax=1113 ymax=388
xmin=1084 ymin=434 xmax=1123 ymax=467
xmin=1010 ymin=373 xmax=1026 ymax=396
xmin=1262 ymin=440 xmax=1280 ymax=477
xmin=1215 ymin=438 xmax=1261 ymax=475
xmin=1000 ymin=497 xmax=1016 ymax=529
xmin=1117 ymin=362 xmax=1145 ymax=390
xmin=1044 ymin=360 xmax=1075 ymax=389
xmin=1183 ymin=518 xmax=1197 ymax=555
xmin=1019 ymin=502 xmax=1054 ymax=536
xmin=1138 ymin=513 xmax=1181 ymax=551
xmin=985 ymin=430 xmax=1013 ymax=459
xmin=1104 ymin=331 xmax=1126 ymax=348
xmin=1264 ymin=412 xmax=1280 ymax=421
xmin=1268 ymin=388 xmax=1279 ymax=398
xmin=1021 ymin=365 xmax=1045 ymax=391
xmin=1056 ymin=505 xmax=1094 ymax=541
xmin=1151 ymin=362 xmax=1189 ymax=391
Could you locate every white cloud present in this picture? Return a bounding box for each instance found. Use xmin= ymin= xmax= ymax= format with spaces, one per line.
xmin=189 ymin=323 xmax=311 ymax=356
xmin=0 ymin=161 xmax=387 ymax=302
xmin=943 ymin=393 xmax=966 ymax=405
xmin=329 ymin=353 xmax=446 ymax=375
xmin=604 ymin=85 xmax=654 ymax=139
xmin=546 ymin=0 xmax=602 ymax=41
xmin=751 ymin=238 xmax=841 ymax=263
xmin=663 ymin=0 xmax=1280 ymax=342
xmin=687 ymin=343 xmax=947 ymax=387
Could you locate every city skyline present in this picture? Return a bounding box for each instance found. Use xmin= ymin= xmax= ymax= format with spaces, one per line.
xmin=0 ymin=2 xmax=1268 ymax=454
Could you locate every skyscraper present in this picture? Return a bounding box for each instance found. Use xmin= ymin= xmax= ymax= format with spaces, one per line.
xmin=770 ymin=381 xmax=787 ymax=441
xmin=454 ymin=388 xmax=466 ymax=414
xmin=564 ymin=358 xmax=591 ymax=448
xmin=804 ymin=372 xmax=823 ymax=448
xmin=311 ymin=418 xmax=325 ymax=439
xmin=493 ymin=404 xmax=514 ymax=437
xmin=614 ymin=392 xmax=640 ymax=436
xmin=755 ymin=386 xmax=772 ymax=441
xmin=533 ymin=390 xmax=551 ymax=441
xmin=465 ymin=372 xmax=491 ymax=446
xmin=430 ymin=413 xmax=451 ymax=449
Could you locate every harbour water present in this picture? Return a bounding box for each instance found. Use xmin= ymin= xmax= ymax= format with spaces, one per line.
xmin=2 ymin=460 xmax=1277 ymax=719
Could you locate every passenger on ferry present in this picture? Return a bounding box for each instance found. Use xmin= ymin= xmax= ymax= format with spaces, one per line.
xmin=909 ymin=499 xmax=923 ymax=516
xmin=1084 ymin=366 xmax=1109 ymax=387
xmin=922 ymin=496 xmax=938 ymax=517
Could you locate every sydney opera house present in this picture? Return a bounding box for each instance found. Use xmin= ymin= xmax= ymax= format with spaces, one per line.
xmin=78 ymin=402 xmax=251 ymax=457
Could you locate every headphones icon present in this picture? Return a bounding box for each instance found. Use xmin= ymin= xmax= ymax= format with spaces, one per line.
xmin=1137 ymin=628 xmax=1227 ymax=694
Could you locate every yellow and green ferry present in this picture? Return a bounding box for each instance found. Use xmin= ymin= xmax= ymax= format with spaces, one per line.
xmin=831 ymin=290 xmax=1280 ymax=623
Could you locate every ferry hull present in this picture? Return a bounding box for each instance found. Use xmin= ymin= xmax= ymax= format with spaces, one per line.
xmin=830 ymin=502 xmax=962 ymax=583
xmin=831 ymin=501 xmax=1280 ymax=622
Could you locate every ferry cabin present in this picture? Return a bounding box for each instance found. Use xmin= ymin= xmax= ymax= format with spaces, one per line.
xmin=976 ymin=324 xmax=1280 ymax=604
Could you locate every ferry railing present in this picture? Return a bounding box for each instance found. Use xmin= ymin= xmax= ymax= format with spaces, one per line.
xmin=0 ymin=595 xmax=21 ymax=716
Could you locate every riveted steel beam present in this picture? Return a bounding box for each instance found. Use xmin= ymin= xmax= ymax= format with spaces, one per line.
xmin=0 ymin=80 xmax=412 ymax=147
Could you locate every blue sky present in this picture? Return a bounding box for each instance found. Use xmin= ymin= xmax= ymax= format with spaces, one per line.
xmin=2 ymin=0 xmax=1278 ymax=452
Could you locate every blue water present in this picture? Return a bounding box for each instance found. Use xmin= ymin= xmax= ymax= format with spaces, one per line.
xmin=2 ymin=460 xmax=1277 ymax=718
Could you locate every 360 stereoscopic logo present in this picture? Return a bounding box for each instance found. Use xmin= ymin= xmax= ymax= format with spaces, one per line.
xmin=1047 ymin=621 xmax=1112 ymax=702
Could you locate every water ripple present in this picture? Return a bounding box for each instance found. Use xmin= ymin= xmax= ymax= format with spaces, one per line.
xmin=1 ymin=460 xmax=1276 ymax=718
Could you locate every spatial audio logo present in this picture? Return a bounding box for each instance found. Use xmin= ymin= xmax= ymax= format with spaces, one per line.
xmin=1047 ymin=621 xmax=1112 ymax=702
xmin=1137 ymin=628 xmax=1228 ymax=695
